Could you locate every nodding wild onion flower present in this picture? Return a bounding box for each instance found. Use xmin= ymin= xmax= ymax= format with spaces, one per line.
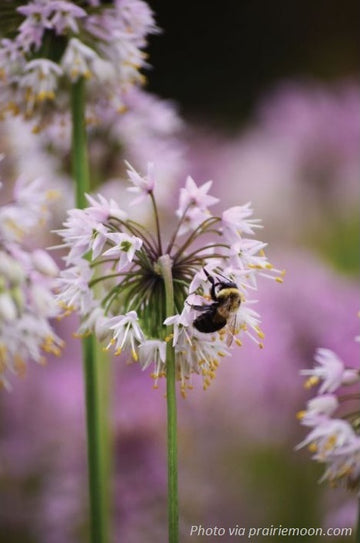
xmin=55 ymin=161 xmax=284 ymax=397
xmin=0 ymin=171 xmax=62 ymax=390
xmin=297 ymin=339 xmax=360 ymax=492
xmin=0 ymin=0 xmax=158 ymax=127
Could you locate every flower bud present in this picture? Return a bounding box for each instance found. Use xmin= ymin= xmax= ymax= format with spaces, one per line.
xmin=0 ymin=251 xmax=25 ymax=284
xmin=32 ymin=249 xmax=59 ymax=277
xmin=0 ymin=292 xmax=17 ymax=321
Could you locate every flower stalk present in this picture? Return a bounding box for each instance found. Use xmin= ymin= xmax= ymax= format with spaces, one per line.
xmin=71 ymin=77 xmax=109 ymax=543
xmin=159 ymin=254 xmax=179 ymax=543
xmin=55 ymin=160 xmax=282 ymax=541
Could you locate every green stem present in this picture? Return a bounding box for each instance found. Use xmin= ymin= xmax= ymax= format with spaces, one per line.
xmin=159 ymin=254 xmax=179 ymax=543
xmin=71 ymin=78 xmax=89 ymax=209
xmin=71 ymin=78 xmax=109 ymax=543
xmin=172 ymin=216 xmax=221 ymax=261
xmin=150 ymin=191 xmax=163 ymax=254
xmin=165 ymin=202 xmax=191 ymax=254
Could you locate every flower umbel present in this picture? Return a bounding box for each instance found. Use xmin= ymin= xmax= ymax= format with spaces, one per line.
xmin=298 ymin=336 xmax=360 ymax=492
xmin=0 ymin=175 xmax=62 ymax=390
xmin=0 ymin=0 xmax=158 ymax=124
xmin=55 ymin=162 xmax=283 ymax=395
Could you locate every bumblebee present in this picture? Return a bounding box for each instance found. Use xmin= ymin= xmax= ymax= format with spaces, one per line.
xmin=191 ymin=269 xmax=241 ymax=337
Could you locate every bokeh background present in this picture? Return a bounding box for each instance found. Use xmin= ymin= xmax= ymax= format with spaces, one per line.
xmin=0 ymin=1 xmax=359 ymax=542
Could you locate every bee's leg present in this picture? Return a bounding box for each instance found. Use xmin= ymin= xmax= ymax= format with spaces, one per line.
xmin=203 ymin=268 xmax=217 ymax=301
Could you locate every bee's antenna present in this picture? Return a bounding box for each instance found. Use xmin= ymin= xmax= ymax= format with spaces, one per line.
xmin=203 ymin=267 xmax=211 ymax=279
xmin=216 ymin=270 xmax=232 ymax=282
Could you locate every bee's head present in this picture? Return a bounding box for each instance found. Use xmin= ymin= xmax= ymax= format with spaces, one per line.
xmin=216 ymin=279 xmax=237 ymax=292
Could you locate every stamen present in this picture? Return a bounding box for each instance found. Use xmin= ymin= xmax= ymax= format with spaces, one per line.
xmin=304 ymin=376 xmax=319 ymax=389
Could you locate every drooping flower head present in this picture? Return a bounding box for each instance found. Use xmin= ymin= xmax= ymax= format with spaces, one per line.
xmin=55 ymin=162 xmax=284 ymax=396
xmin=0 ymin=0 xmax=159 ymax=126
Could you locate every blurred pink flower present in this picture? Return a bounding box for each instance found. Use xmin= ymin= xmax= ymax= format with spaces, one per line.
xmin=186 ymin=82 xmax=360 ymax=240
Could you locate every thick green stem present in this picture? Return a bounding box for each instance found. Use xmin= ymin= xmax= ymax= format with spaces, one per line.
xmin=71 ymin=78 xmax=109 ymax=543
xmin=159 ymin=254 xmax=179 ymax=543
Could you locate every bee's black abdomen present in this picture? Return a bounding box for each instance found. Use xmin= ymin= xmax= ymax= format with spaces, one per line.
xmin=193 ymin=312 xmax=227 ymax=333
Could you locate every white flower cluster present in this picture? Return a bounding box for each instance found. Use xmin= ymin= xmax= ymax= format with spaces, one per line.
xmin=0 ymin=174 xmax=62 ymax=390
xmin=55 ymin=162 xmax=283 ymax=395
xmin=297 ymin=347 xmax=360 ymax=491
xmin=0 ymin=0 xmax=158 ymax=121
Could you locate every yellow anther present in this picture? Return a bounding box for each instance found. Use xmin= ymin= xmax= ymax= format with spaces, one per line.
xmin=258 ymin=342 xmax=264 ymax=349
xmin=304 ymin=376 xmax=319 ymax=389
xmin=235 ymin=338 xmax=242 ymax=347
xmin=37 ymin=90 xmax=55 ymax=102
xmin=324 ymin=435 xmax=337 ymax=451
xmin=275 ymin=277 xmax=284 ymax=284
xmin=131 ymin=349 xmax=138 ymax=361
xmin=255 ymin=326 xmax=265 ymax=339
xmin=14 ymin=355 xmax=26 ymax=378
xmin=338 ymin=464 xmax=351 ymax=478
xmin=46 ymin=189 xmax=60 ymax=200
xmin=296 ymin=410 xmax=306 ymax=420
xmin=308 ymin=443 xmax=317 ymax=453
xmin=117 ymin=105 xmax=128 ymax=114
xmin=4 ymin=219 xmax=24 ymax=238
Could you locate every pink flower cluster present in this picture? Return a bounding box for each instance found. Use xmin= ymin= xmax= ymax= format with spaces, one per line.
xmin=0 ymin=0 xmax=158 ymax=122
xmin=297 ymin=342 xmax=360 ymax=491
xmin=0 ymin=172 xmax=62 ymax=389
xmin=55 ymin=161 xmax=284 ymax=395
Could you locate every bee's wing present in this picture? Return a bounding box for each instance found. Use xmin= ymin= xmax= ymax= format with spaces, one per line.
xmin=225 ymin=313 xmax=239 ymax=347
xmin=188 ymin=302 xmax=217 ymax=312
